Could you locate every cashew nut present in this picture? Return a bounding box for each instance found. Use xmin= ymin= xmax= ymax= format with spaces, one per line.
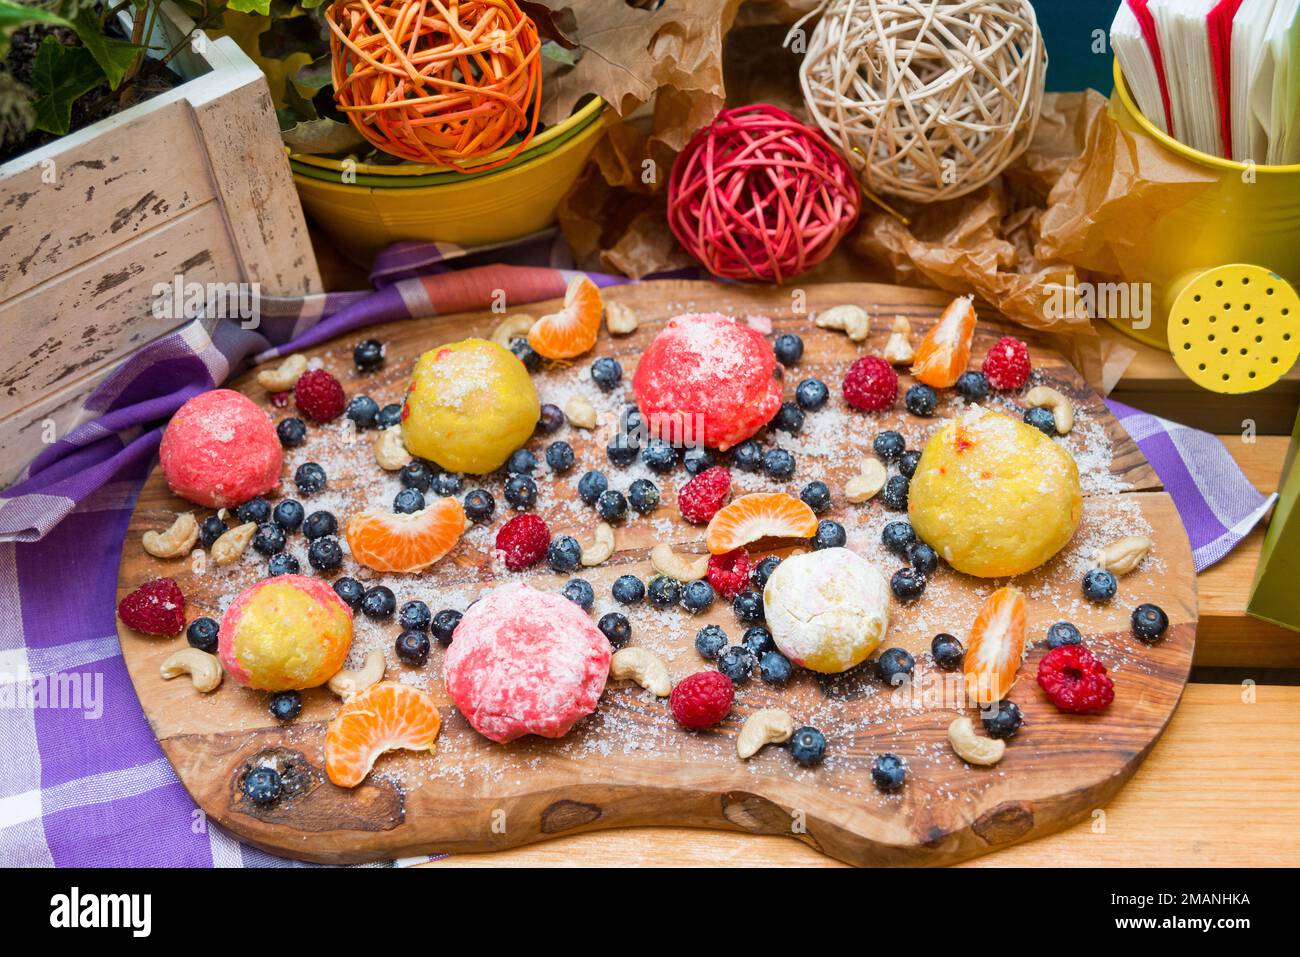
xmin=947 ymin=716 xmax=1006 ymax=766
xmin=1024 ymin=385 xmax=1074 ymax=435
xmin=160 ymin=648 xmax=223 ymax=693
xmin=580 ymin=522 xmax=615 ymax=567
xmin=882 ymin=316 xmax=914 ymax=365
xmin=211 ymin=522 xmax=256 ymax=566
xmin=815 ymin=304 xmax=871 ymax=342
xmin=256 ymin=353 xmax=308 ymax=392
xmin=609 ymin=647 xmax=672 ymax=697
xmin=605 ymin=301 xmax=639 ymax=335
xmin=142 ymin=512 xmax=199 ymax=558
xmin=736 ymin=708 xmax=794 ymax=759
xmin=328 ymin=650 xmax=386 ymax=699
xmin=845 ymin=458 xmax=888 ymax=503
xmin=651 ymin=543 xmax=709 ymax=581
xmin=1092 ymin=535 xmax=1153 ymax=575
xmin=374 ymin=424 xmax=411 ymax=471
xmin=490 ymin=314 xmax=535 ymax=348
xmin=564 ymin=394 xmax=597 ymax=430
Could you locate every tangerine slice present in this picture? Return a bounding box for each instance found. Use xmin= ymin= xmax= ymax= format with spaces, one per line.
xmin=963 ymin=586 xmax=1028 ymax=706
xmin=911 ymin=295 xmax=977 ymax=388
xmin=705 ymin=492 xmax=818 ymax=554
xmin=345 ymin=497 xmax=466 ymax=573
xmin=325 ymin=681 xmax=442 ymax=788
xmin=527 ymin=275 xmax=603 ymax=359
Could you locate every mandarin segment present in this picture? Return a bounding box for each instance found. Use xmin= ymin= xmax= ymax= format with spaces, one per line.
xmin=325 ymin=681 xmax=442 ymax=788
xmin=911 ymin=296 xmax=977 ymax=388
xmin=963 ymin=586 xmax=1028 ymax=706
xmin=705 ymin=492 xmax=818 ymax=554
xmin=345 ymin=498 xmax=466 ymax=573
xmin=527 ymin=275 xmax=603 ymax=359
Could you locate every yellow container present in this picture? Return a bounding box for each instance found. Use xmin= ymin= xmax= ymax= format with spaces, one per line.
xmin=1107 ymin=59 xmax=1300 ymax=350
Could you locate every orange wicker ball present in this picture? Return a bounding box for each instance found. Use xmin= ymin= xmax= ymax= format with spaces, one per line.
xmin=326 ymin=0 xmax=542 ymax=169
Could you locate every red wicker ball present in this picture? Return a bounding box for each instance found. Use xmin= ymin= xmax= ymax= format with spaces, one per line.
xmin=667 ymin=104 xmax=861 ymax=283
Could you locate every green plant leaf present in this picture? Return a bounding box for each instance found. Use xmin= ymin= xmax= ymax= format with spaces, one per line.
xmin=294 ymin=53 xmax=332 ymax=91
xmin=280 ymin=117 xmax=366 ymax=154
xmin=30 ymin=35 xmax=104 ymax=135
xmin=227 ymin=0 xmax=272 ymax=16
xmin=70 ymin=6 xmax=140 ymax=90
xmin=0 ymin=0 xmax=71 ymax=59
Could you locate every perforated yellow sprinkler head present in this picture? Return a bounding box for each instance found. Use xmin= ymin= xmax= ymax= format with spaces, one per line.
xmin=1168 ymin=265 xmax=1300 ymax=394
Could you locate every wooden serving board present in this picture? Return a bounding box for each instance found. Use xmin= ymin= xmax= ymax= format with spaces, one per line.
xmin=116 ymin=280 xmax=1195 ymax=866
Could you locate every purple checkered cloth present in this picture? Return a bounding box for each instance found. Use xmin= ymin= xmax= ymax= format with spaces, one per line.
xmin=0 ymin=237 xmax=1273 ymax=866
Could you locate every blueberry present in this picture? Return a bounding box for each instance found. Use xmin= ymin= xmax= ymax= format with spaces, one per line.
xmin=795 ymin=377 xmax=829 ymax=411
xmin=1024 ymin=406 xmax=1057 ymax=435
xmin=641 ymin=439 xmax=678 ymax=473
xmin=890 ymin=567 xmax=926 ymax=601
xmin=800 ymin=481 xmax=832 ymax=513
xmin=294 ymin=462 xmax=327 ymax=494
xmin=680 ymin=579 xmax=715 ymax=613
xmin=881 ymin=474 xmax=909 ymax=511
xmin=537 ymin=403 xmax=565 ymax=433
xmin=905 ymin=383 xmax=937 ymax=416
xmin=982 ymin=700 xmax=1023 ymax=739
xmin=267 ymin=552 xmax=300 ymax=577
xmin=1082 ymin=568 xmax=1118 ymax=602
xmin=759 ymin=651 xmax=793 ymax=684
xmin=399 ymin=600 xmax=432 ymax=632
xmin=376 ymin=403 xmax=403 ymax=429
xmin=732 ymin=440 xmax=763 ymax=472
xmin=628 ymin=478 xmax=660 ymax=513
xmin=607 ymin=435 xmax=638 ymax=467
xmin=813 ymin=519 xmax=846 ymax=550
xmin=507 ymin=448 xmax=537 ymax=475
xmin=353 ymin=338 xmax=385 ymax=371
xmin=741 ymin=626 xmax=774 ymax=657
xmin=400 ymin=460 xmax=434 ymax=492
xmin=790 ymin=727 xmax=827 ymax=767
xmin=596 ymin=489 xmax=628 ymax=522
xmin=504 ymin=474 xmax=537 ymax=510
xmin=762 ymin=448 xmax=795 ymax=480
xmin=393 ymin=487 xmax=425 ymax=514
xmin=431 ymin=609 xmax=462 ymax=645
xmin=772 ymin=402 xmax=804 ymax=434
xmin=1047 ymin=621 xmax=1083 ymax=648
xmin=732 ymin=589 xmax=765 ymax=623
xmin=752 ymin=555 xmax=781 ymax=589
xmin=269 ymin=691 xmax=301 ymax=722
xmin=620 ymin=404 xmax=644 ymax=438
xmin=577 ymin=470 xmax=608 ymax=505
xmin=774 ymin=333 xmax=804 ymax=365
xmin=243 ymin=767 xmax=282 ymax=805
xmin=509 ymin=337 xmax=541 ymax=372
xmin=612 ymin=575 xmax=645 ymax=605
xmin=333 ymin=577 xmax=364 ymax=610
xmin=302 ymin=510 xmax=337 ymax=540
xmin=563 ymin=578 xmax=595 ymax=609
xmin=873 ymin=431 xmax=906 ymax=461
xmin=876 ymin=647 xmax=915 ymax=687
xmin=907 ymin=541 xmax=939 ymax=575
xmin=1131 ymin=603 xmax=1169 ymax=642
xmin=546 ymin=441 xmax=575 ymax=473
xmin=253 ymin=522 xmax=287 ymax=556
xmin=199 ymin=516 xmax=227 ymax=549
xmin=717 ymin=646 xmax=756 ymax=683
xmin=463 ymin=489 xmax=495 ymax=523
xmin=345 ymin=394 xmax=379 ymax=429
xmin=598 ymin=612 xmax=632 ymax=648
xmin=432 ymin=471 xmax=462 ymax=496
xmin=881 ymin=521 xmax=916 ymax=555
xmin=931 ymin=633 xmax=965 ymax=671
xmin=396 ymin=630 xmax=431 ymax=666
xmin=647 ymin=576 xmax=681 ymax=608
xmin=272 ymin=499 xmax=305 ymax=532
xmin=871 ymin=753 xmax=906 ymax=791
xmin=956 ymin=370 xmax=990 ymax=401
xmin=276 ymin=417 xmax=307 ymax=448
xmin=360 ymin=585 xmax=397 ymax=619
xmin=186 ymin=617 xmax=219 ymax=653
xmin=899 ymin=449 xmax=922 ymax=478
xmin=683 ymin=447 xmax=715 ymax=476
xmin=591 ymin=356 xmax=623 ymax=391
xmin=547 ymin=536 xmax=582 ymax=572
xmin=695 ymin=624 xmax=728 ymax=659
xmin=237 ymin=497 xmax=272 ymax=524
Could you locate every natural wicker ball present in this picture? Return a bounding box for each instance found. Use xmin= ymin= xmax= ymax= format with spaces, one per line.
xmin=667 ymin=104 xmax=861 ymax=283
xmin=793 ymin=0 xmax=1046 ymax=203
xmin=326 ymin=0 xmax=541 ymax=169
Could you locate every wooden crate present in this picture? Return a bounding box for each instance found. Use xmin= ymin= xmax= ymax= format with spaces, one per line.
xmin=0 ymin=5 xmax=321 ymax=489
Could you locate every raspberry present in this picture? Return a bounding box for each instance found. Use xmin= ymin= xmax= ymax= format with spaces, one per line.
xmin=678 ymin=467 xmax=731 ymax=524
xmin=117 ymin=578 xmax=186 ymax=635
xmin=294 ymin=369 xmax=346 ymax=422
xmin=842 ymin=356 xmax=898 ymax=411
xmin=669 ymin=670 xmax=734 ymax=729
xmin=707 ymin=548 xmax=752 ymax=600
xmin=495 ymin=514 xmax=550 ymax=571
xmin=1037 ymin=645 xmax=1114 ymax=713
xmin=981 ymin=336 xmax=1031 ymax=391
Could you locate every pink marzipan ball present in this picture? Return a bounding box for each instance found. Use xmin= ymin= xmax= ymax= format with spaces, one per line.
xmin=160 ymin=389 xmax=282 ymax=508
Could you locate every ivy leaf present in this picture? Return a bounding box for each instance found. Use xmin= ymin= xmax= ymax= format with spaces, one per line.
xmin=70 ymin=6 xmax=140 ymax=90
xmin=0 ymin=69 xmax=35 ymax=152
xmin=258 ymin=11 xmax=325 ymax=60
xmin=280 ymin=117 xmax=366 ymax=155
xmin=294 ymin=54 xmax=333 ymax=91
xmin=30 ymin=35 xmax=105 ymax=135
xmin=227 ymin=0 xmax=272 ymax=16
xmin=0 ymin=0 xmax=71 ymax=59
